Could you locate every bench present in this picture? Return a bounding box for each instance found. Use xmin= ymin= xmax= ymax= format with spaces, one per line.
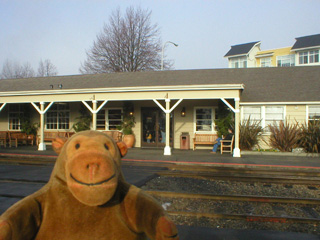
xmin=0 ymin=131 xmax=8 ymax=148
xmin=102 ymin=131 xmax=123 ymax=143
xmin=37 ymin=131 xmax=75 ymax=145
xmin=8 ymin=132 xmax=35 ymax=147
xmin=193 ymin=133 xmax=218 ymax=150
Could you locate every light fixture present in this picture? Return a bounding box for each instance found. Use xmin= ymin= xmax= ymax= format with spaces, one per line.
xmin=181 ymin=107 xmax=186 ymax=117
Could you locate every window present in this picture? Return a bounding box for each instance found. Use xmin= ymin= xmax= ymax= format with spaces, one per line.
xmin=231 ymin=57 xmax=247 ymax=68
xmin=265 ymin=106 xmax=285 ymax=127
xmin=277 ymin=55 xmax=295 ymax=67
xmin=46 ymin=103 xmax=70 ymax=129
xmin=243 ymin=106 xmax=261 ymax=122
xmin=96 ymin=108 xmax=123 ymax=130
xmin=195 ymin=107 xmax=214 ymax=132
xmin=8 ymin=104 xmax=24 ymax=130
xmin=308 ymin=105 xmax=320 ymax=121
xmin=299 ymin=52 xmax=308 ymax=64
xmin=309 ymin=50 xmax=319 ymax=63
xmin=299 ymin=50 xmax=319 ymax=64
xmin=260 ymin=57 xmax=271 ymax=67
xmin=242 ymin=105 xmax=285 ymax=131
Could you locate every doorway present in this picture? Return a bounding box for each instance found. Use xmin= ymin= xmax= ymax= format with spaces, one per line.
xmin=141 ymin=108 xmax=173 ymax=148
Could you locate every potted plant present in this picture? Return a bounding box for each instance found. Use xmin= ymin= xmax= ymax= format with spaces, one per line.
xmin=119 ymin=102 xmax=136 ymax=148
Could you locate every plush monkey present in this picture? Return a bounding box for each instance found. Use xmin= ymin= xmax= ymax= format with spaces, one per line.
xmin=0 ymin=130 xmax=178 ymax=240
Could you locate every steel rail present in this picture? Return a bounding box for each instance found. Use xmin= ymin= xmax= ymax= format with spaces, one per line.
xmin=157 ymin=171 xmax=320 ymax=185
xmin=146 ymin=191 xmax=320 ymax=205
xmin=167 ymin=211 xmax=320 ymax=224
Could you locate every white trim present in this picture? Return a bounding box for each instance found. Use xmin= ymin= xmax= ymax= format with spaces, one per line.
xmin=255 ymin=53 xmax=274 ymax=58
xmin=240 ymin=102 xmax=320 ymax=106
xmin=82 ymin=100 xmax=108 ymax=114
xmin=291 ymin=46 xmax=320 ymax=52
xmin=31 ymin=102 xmax=54 ymax=114
xmin=193 ymin=106 xmax=216 ymax=134
xmin=153 ymin=99 xmax=183 ymax=114
xmin=220 ymin=98 xmax=239 ymax=113
xmin=0 ymin=84 xmax=244 ymax=97
xmin=0 ymin=103 xmax=6 ymax=112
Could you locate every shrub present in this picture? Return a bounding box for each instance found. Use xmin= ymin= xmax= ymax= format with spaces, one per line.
xmin=267 ymin=120 xmax=300 ymax=152
xmin=239 ymin=117 xmax=263 ymax=150
xmin=299 ymin=120 xmax=320 ymax=153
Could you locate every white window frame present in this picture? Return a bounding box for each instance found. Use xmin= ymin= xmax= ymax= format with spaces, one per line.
xmin=260 ymin=57 xmax=271 ymax=67
xmin=231 ymin=57 xmax=247 ymax=68
xmin=241 ymin=105 xmax=286 ymax=133
xmin=276 ymin=54 xmax=295 ymax=67
xmin=194 ymin=107 xmax=216 ymax=133
xmin=45 ymin=103 xmax=70 ymax=130
xmin=8 ymin=104 xmax=24 ymax=130
xmin=299 ymin=50 xmax=319 ymax=65
xmin=307 ymin=105 xmax=320 ymax=122
xmin=97 ymin=108 xmax=123 ymax=131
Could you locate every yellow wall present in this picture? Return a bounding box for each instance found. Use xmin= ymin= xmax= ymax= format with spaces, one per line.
xmin=256 ymin=47 xmax=293 ymax=67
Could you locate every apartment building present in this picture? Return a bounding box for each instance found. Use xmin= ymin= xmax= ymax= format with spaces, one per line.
xmin=225 ymin=33 xmax=320 ymax=68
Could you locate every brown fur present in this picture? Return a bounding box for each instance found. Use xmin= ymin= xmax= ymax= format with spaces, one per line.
xmin=0 ymin=130 xmax=178 ymax=240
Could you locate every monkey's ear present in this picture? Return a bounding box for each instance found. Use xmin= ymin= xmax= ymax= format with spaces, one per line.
xmin=52 ymin=138 xmax=67 ymax=154
xmin=117 ymin=142 xmax=128 ymax=157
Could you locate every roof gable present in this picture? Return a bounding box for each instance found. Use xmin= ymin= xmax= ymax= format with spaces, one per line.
xmin=224 ymin=41 xmax=260 ymax=57
xmin=292 ymin=33 xmax=320 ymax=50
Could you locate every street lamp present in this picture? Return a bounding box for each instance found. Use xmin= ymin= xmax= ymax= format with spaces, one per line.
xmin=161 ymin=41 xmax=178 ymax=70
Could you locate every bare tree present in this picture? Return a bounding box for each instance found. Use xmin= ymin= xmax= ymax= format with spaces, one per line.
xmin=1 ymin=59 xmax=35 ymax=79
xmin=80 ymin=6 xmax=171 ymax=74
xmin=37 ymin=59 xmax=58 ymax=77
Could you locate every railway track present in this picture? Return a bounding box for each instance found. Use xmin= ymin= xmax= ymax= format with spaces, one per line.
xmin=2 ymin=157 xmax=320 ymax=234
xmin=146 ymin=191 xmax=320 ymax=225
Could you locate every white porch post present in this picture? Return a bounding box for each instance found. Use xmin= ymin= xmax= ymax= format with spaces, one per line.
xmin=153 ymin=98 xmax=183 ymax=156
xmin=31 ymin=102 xmax=54 ymax=151
xmin=233 ymin=98 xmax=241 ymax=157
xmin=164 ymin=99 xmax=171 ymax=155
xmin=82 ymin=100 xmax=108 ymax=131
xmin=220 ymin=98 xmax=241 ymax=157
xmin=39 ymin=103 xmax=46 ymax=150
xmin=92 ymin=100 xmax=97 ymax=130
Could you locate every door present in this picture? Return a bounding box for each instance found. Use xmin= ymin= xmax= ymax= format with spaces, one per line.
xmin=141 ymin=108 xmax=173 ymax=148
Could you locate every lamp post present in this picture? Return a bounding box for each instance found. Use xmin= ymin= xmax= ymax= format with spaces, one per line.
xmin=161 ymin=41 xmax=178 ymax=70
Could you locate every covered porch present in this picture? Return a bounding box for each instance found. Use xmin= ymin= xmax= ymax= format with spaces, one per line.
xmin=0 ymin=83 xmax=243 ymax=157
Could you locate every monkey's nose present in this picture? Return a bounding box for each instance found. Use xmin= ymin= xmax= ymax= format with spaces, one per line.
xmin=86 ymin=163 xmax=100 ymax=181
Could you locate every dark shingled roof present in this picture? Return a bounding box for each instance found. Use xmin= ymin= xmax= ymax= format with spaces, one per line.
xmin=292 ymin=33 xmax=320 ymax=50
xmin=0 ymin=66 xmax=320 ymax=103
xmin=224 ymin=41 xmax=260 ymax=57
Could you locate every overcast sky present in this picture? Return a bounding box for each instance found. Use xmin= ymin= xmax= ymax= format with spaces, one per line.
xmin=0 ymin=0 xmax=319 ymax=76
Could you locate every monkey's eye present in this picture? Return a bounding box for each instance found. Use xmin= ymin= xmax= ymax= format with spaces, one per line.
xmin=104 ymin=143 xmax=109 ymax=150
xmin=75 ymin=143 xmax=80 ymax=149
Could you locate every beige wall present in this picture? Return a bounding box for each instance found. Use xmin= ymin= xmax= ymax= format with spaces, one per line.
xmin=0 ymin=101 xmax=312 ymax=151
xmin=173 ymin=99 xmax=219 ymax=149
xmin=286 ymin=105 xmax=306 ymax=125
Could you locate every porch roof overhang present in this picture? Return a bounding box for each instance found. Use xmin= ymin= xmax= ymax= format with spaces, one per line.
xmin=0 ymin=84 xmax=244 ymax=103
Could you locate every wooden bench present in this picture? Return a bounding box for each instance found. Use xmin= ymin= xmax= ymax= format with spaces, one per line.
xmin=37 ymin=131 xmax=75 ymax=145
xmin=0 ymin=131 xmax=8 ymax=148
xmin=8 ymin=132 xmax=35 ymax=147
xmin=102 ymin=131 xmax=123 ymax=143
xmin=193 ymin=133 xmax=218 ymax=150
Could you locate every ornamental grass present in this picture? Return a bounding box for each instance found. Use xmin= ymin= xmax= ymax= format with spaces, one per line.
xmin=267 ymin=120 xmax=300 ymax=152
xmin=299 ymin=119 xmax=320 ymax=153
xmin=239 ymin=117 xmax=263 ymax=150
